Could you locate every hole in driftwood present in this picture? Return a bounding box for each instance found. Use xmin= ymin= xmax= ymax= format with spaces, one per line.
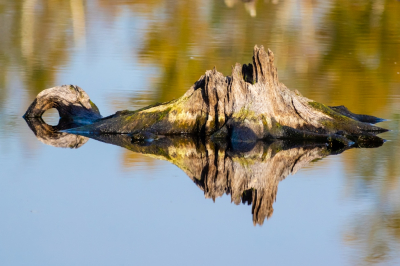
xmin=41 ymin=108 xmax=60 ymax=126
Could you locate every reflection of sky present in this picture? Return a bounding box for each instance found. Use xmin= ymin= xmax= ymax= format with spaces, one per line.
xmin=0 ymin=0 xmax=400 ymax=265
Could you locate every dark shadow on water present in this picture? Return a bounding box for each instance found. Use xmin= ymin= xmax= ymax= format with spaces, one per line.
xmin=23 ymin=117 xmax=384 ymax=225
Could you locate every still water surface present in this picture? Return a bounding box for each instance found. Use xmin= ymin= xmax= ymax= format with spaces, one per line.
xmin=1 ymin=0 xmax=400 ymax=265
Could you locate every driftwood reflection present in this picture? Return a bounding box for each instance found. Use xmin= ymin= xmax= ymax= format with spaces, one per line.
xmin=24 ymin=118 xmax=88 ymax=148
xmin=23 ymin=117 xmax=365 ymax=225
xmin=92 ymin=135 xmax=347 ymax=225
xmin=225 ymin=0 xmax=260 ymax=17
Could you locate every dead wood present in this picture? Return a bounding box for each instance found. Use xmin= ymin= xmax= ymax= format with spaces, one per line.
xmin=23 ymin=85 xmax=102 ymax=123
xmin=24 ymin=46 xmax=388 ymax=146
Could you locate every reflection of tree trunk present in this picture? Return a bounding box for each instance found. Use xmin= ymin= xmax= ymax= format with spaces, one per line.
xmin=297 ymin=0 xmax=315 ymax=73
xmin=224 ymin=0 xmax=257 ymax=17
xmin=244 ymin=0 xmax=257 ymax=17
xmin=70 ymin=0 xmax=86 ymax=47
xmin=21 ymin=0 xmax=37 ymax=60
xmin=24 ymin=46 xmax=387 ymax=147
xmin=224 ymin=0 xmax=238 ymax=8
xmin=24 ymin=117 xmax=88 ymax=148
xmin=81 ymin=133 xmax=349 ymax=225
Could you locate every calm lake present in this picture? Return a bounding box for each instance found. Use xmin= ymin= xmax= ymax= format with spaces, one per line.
xmin=1 ymin=0 xmax=400 ymax=265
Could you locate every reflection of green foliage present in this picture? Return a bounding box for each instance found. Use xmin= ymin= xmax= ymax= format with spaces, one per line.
xmin=130 ymin=0 xmax=400 ymax=116
xmin=314 ymin=0 xmax=400 ymax=115
xmin=0 ymin=0 xmax=75 ymax=99
xmin=0 ymin=0 xmax=80 ymax=135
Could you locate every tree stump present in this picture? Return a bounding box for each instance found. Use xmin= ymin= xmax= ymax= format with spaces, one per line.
xmin=24 ymin=46 xmax=387 ymax=146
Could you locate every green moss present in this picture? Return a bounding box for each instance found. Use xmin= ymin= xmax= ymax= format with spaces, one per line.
xmin=156 ymin=147 xmax=171 ymax=160
xmin=232 ymin=107 xmax=259 ymax=124
xmin=207 ymin=118 xmax=216 ymax=132
xmin=309 ymin=101 xmax=351 ymax=121
xmin=233 ymin=106 xmax=255 ymax=119
xmin=121 ymin=99 xmax=178 ymax=118
xmin=89 ymin=100 xmax=100 ymax=113
xmin=157 ymin=107 xmax=171 ymax=121
xmin=259 ymin=115 xmax=269 ymax=132
xmin=232 ymin=156 xmax=256 ymax=168
xmin=308 ymin=101 xmax=365 ymax=134
xmin=86 ymin=92 xmax=202 ymax=134
xmin=266 ymin=119 xmax=284 ymax=137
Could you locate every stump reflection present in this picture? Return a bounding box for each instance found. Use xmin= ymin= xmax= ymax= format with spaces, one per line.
xmin=91 ymin=135 xmax=345 ymax=225
xmin=24 ymin=117 xmax=89 ymax=149
xmin=24 ymin=118 xmax=382 ymax=225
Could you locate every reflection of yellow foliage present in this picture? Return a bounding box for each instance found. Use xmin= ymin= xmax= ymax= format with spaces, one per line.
xmin=21 ymin=0 xmax=37 ymax=59
xmin=121 ymin=149 xmax=157 ymax=171
xmin=0 ymin=0 xmax=88 ymax=152
xmin=95 ymin=0 xmax=399 ymax=118
xmin=1 ymin=0 xmax=87 ymax=99
xmin=70 ymin=0 xmax=86 ymax=47
xmin=98 ymin=0 xmax=163 ymax=16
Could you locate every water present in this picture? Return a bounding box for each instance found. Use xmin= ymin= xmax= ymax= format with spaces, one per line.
xmin=1 ymin=0 xmax=400 ymax=265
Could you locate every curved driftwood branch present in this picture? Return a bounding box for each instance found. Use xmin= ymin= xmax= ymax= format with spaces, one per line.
xmin=23 ymin=85 xmax=102 ymax=123
xmin=24 ymin=46 xmax=387 ymax=146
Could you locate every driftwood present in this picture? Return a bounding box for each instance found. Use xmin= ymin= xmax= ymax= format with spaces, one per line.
xmin=24 ymin=85 xmax=101 ymax=123
xmin=23 ymin=45 xmax=387 ymax=146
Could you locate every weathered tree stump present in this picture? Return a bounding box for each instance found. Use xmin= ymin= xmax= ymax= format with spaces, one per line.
xmin=24 ymin=46 xmax=387 ymax=146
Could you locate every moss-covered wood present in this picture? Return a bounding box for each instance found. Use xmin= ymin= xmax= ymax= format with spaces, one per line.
xmin=24 ymin=46 xmax=387 ymax=146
